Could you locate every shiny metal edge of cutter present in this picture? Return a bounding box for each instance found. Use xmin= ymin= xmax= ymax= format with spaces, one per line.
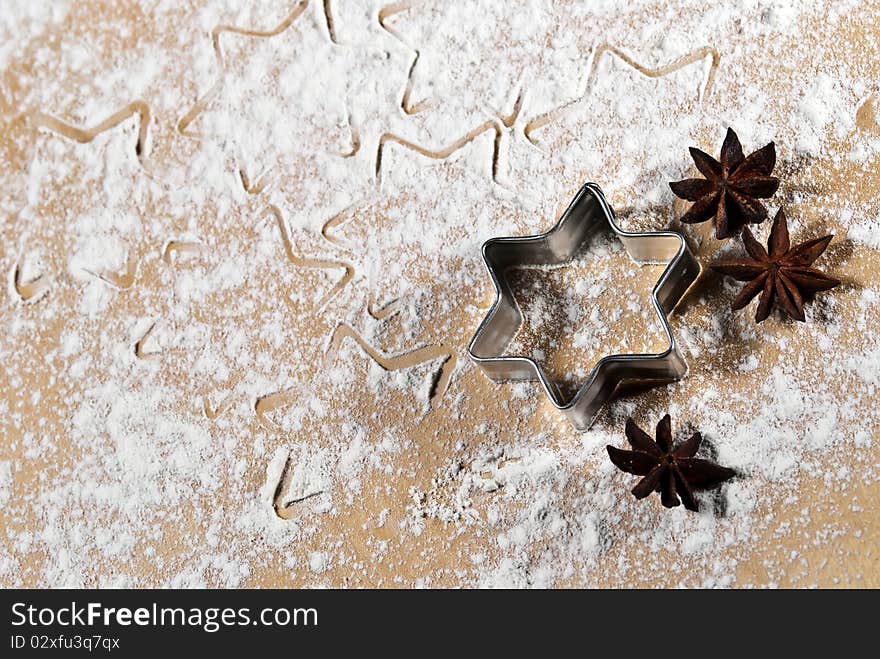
xmin=467 ymin=182 xmax=700 ymax=431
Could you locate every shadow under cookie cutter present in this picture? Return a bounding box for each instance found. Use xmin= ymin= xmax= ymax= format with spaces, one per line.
xmin=467 ymin=182 xmax=700 ymax=431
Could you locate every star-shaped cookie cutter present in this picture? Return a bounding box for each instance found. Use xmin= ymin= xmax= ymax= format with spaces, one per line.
xmin=468 ymin=183 xmax=700 ymax=431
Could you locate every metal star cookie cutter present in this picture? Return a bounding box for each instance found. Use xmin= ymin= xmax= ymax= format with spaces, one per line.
xmin=467 ymin=182 xmax=700 ymax=431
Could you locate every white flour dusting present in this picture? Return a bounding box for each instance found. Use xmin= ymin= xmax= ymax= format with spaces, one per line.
xmin=1 ymin=0 xmax=879 ymax=587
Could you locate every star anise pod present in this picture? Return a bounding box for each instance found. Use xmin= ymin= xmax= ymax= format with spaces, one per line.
xmin=606 ymin=415 xmax=735 ymax=512
xmin=711 ymin=208 xmax=840 ymax=322
xmin=670 ymin=127 xmax=779 ymax=240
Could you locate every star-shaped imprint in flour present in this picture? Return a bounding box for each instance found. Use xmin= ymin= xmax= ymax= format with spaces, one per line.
xmin=6 ymin=108 xmax=156 ymax=309
xmin=377 ymin=0 xmax=570 ymax=125
xmin=178 ymin=1 xmax=397 ymax=178
xmin=321 ymin=130 xmax=539 ymax=318
xmin=308 ymin=135 xmax=540 ymax=413
xmin=520 ymin=42 xmax=720 ymax=212
xmin=374 ymin=85 xmax=544 ymax=190
xmin=468 ymin=184 xmax=700 ymax=431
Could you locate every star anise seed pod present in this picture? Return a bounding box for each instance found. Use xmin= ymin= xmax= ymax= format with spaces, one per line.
xmin=670 ymin=127 xmax=779 ymax=240
xmin=606 ymin=415 xmax=735 ymax=512
xmin=711 ymin=208 xmax=841 ymax=323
